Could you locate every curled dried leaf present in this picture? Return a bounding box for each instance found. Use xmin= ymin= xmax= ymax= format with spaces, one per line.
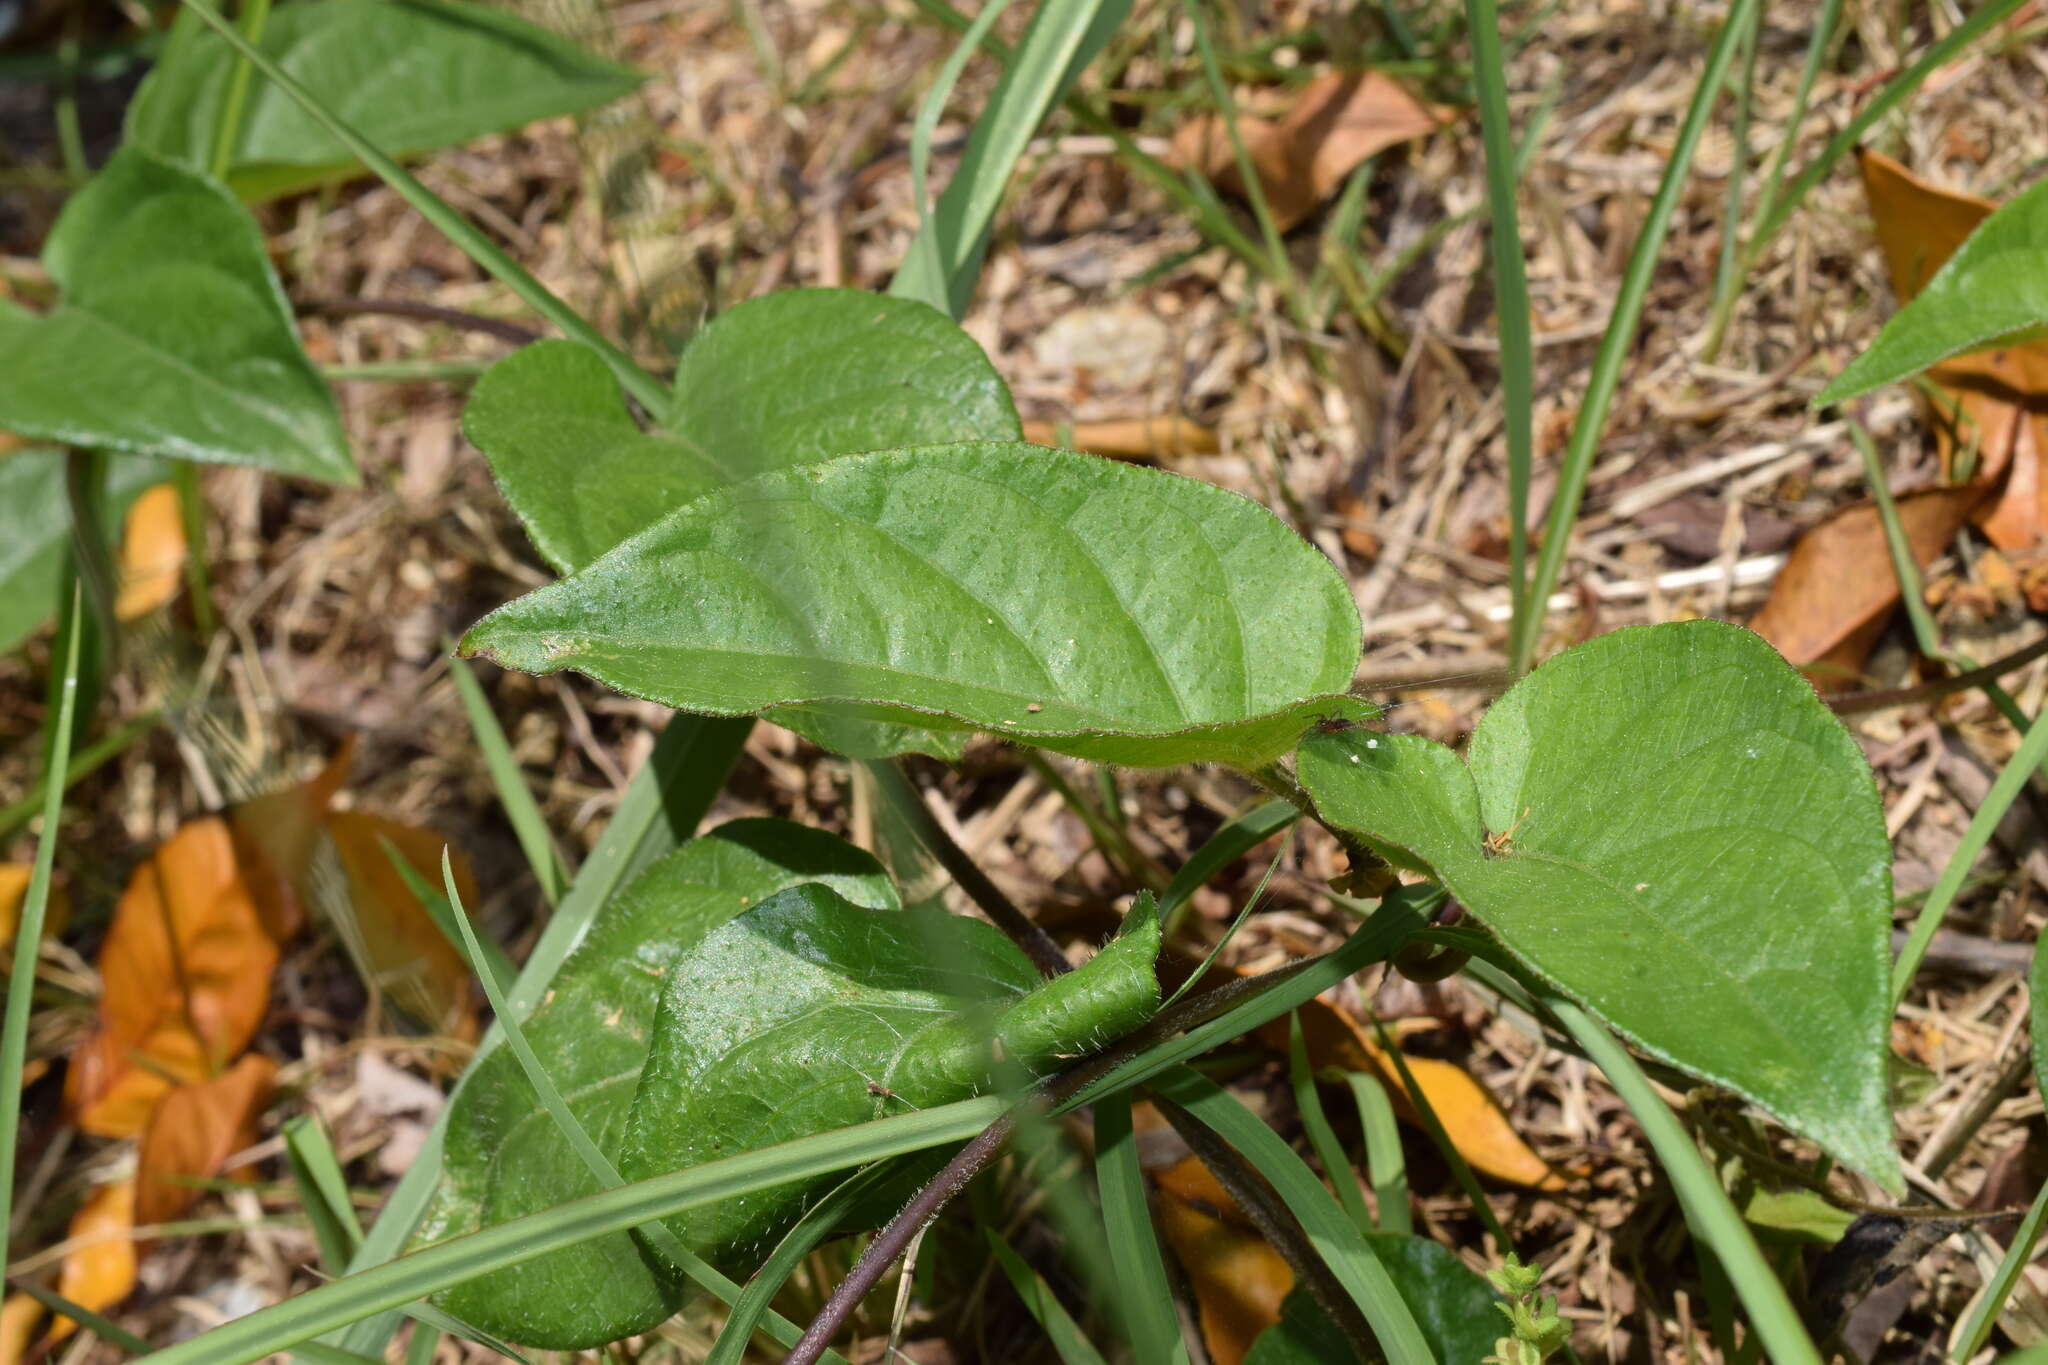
xmin=48 ymin=1178 xmax=137 ymax=1344
xmin=137 ymin=1053 xmax=277 ymax=1228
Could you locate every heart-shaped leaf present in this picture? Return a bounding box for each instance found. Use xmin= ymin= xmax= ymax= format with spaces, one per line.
xmin=466 ymin=288 xmax=1022 ymax=758
xmin=1818 ymin=169 xmax=2048 ymax=406
xmin=619 ymin=886 xmax=1160 ymax=1271
xmin=126 ymin=0 xmax=642 ymax=201
xmin=421 ymin=820 xmax=898 ymax=1349
xmin=0 ymin=150 xmax=351 ymax=482
xmin=1296 ymin=621 xmax=1899 ymax=1190
xmin=0 ymin=451 xmax=172 ymax=653
xmin=462 ymin=443 xmax=1366 ymax=767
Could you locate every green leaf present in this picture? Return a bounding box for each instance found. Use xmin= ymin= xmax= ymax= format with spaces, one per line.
xmin=618 ymin=885 xmax=1161 ymax=1270
xmin=0 ymin=149 xmax=351 ymax=481
xmin=1817 ymin=172 xmax=2048 ymax=406
xmin=127 ymin=0 xmax=642 ymax=201
xmin=419 ymin=819 xmax=899 ymax=1349
xmin=465 ymin=288 xmax=1021 ymax=759
xmin=1297 ymin=620 xmax=1900 ymax=1190
xmin=462 ymin=442 xmax=1365 ymax=767
xmin=1242 ymin=1244 xmax=1502 ymax=1365
xmin=0 ymin=450 xmax=171 ymax=653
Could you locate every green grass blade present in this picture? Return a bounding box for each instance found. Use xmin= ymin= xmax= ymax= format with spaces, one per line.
xmin=1093 ymin=1092 xmax=1191 ymax=1365
xmin=283 ymin=1114 xmax=365 ymax=1272
xmin=1148 ymin=1064 xmax=1435 ymax=1365
xmin=1550 ymin=997 xmax=1822 ymax=1365
xmin=175 ymin=0 xmax=666 ymax=413
xmin=1160 ymin=826 xmax=1291 ymax=1010
xmin=905 ymin=0 xmax=1015 ymax=282
xmin=706 ymin=1169 xmax=880 ymax=1365
xmin=1288 ymin=1014 xmax=1373 ymax=1235
xmin=137 ymin=1097 xmax=1006 ymax=1365
xmin=1188 ymin=0 xmax=1294 ymax=297
xmin=890 ymin=0 xmax=1127 ymax=317
xmin=0 ymin=582 xmax=82 ymax=1252
xmin=336 ymin=715 xmax=749 ymax=1353
xmin=10 ymin=1280 xmax=155 ymax=1355
xmin=1702 ymin=2 xmax=1761 ymax=376
xmin=1852 ymin=419 xmax=1943 ymax=659
xmin=1511 ymin=0 xmax=1758 ymax=676
xmin=986 ymin=1228 xmax=1113 ymax=1365
xmin=1744 ymin=0 xmax=2031 ymax=267
xmin=1343 ymin=1071 xmax=1409 ymax=1234
xmin=1367 ymin=1018 xmax=1511 ymax=1251
xmin=205 ymin=0 xmax=270 ymax=179
xmin=1159 ymin=798 xmax=1297 ymax=935
xmin=449 ymin=653 xmax=568 ymax=905
xmin=1893 ymin=695 xmax=2048 ymax=1007
xmin=1953 ymin=1177 xmax=2048 ymax=1360
xmin=376 ymin=835 xmax=517 ymax=998
xmin=1465 ymin=0 xmax=1537 ymax=663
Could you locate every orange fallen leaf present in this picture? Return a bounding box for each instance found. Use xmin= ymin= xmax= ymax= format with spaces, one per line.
xmin=327 ymin=811 xmax=479 ymax=1041
xmin=136 ymin=1053 xmax=276 ymax=1228
xmin=228 ymin=737 xmax=356 ymax=942
xmin=1239 ymin=968 xmax=1564 ymax=1190
xmin=1749 ymin=481 xmax=1989 ymax=686
xmin=65 ymin=818 xmax=278 ymax=1138
xmin=1 ymin=864 xmax=69 ymax=950
xmin=1171 ymin=71 xmax=1453 ymax=232
xmin=0 ymin=1292 xmax=43 ymax=1365
xmin=1154 ymin=1154 xmax=1293 ymax=1365
xmin=113 ymin=484 xmax=186 ymax=621
xmin=48 ymin=1178 xmax=137 ymax=1343
xmin=1022 ymin=416 xmax=1221 ymax=460
xmin=1860 ymin=150 xmax=2048 ymax=549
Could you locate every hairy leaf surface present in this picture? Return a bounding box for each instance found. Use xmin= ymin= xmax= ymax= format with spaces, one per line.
xmin=127 ymin=0 xmax=641 ymax=200
xmin=619 ymin=885 xmax=1161 ymax=1268
xmin=1297 ymin=621 xmax=1899 ymax=1189
xmin=0 ymin=150 xmax=350 ymax=480
xmin=421 ymin=821 xmax=897 ymax=1348
xmin=1819 ymin=170 xmax=2048 ymax=405
xmin=463 ymin=443 xmax=1365 ymax=766
xmin=465 ymin=289 xmax=1021 ymax=757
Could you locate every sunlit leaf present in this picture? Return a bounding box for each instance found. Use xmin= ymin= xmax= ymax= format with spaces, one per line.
xmin=0 ymin=150 xmax=351 ymax=481
xmin=127 ymin=0 xmax=642 ymax=201
xmin=1298 ymin=620 xmax=1900 ymax=1191
xmin=464 ymin=443 xmax=1366 ymax=767
xmin=66 ymin=819 xmax=278 ymax=1138
xmin=136 ymin=1054 xmax=277 ymax=1227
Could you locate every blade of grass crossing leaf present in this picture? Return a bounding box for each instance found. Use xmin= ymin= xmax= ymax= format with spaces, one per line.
xmin=283 ymin=1115 xmax=365 ymax=1272
xmin=449 ymin=653 xmax=567 ymax=905
xmin=1148 ymin=1065 xmax=1434 ymax=1365
xmin=1953 ymin=1177 xmax=2048 ymax=1360
xmin=377 ymin=835 xmax=517 ymax=997
xmin=1550 ymin=997 xmax=1822 ymax=1365
xmin=706 ymin=1170 xmax=881 ymax=1365
xmin=1513 ymin=0 xmax=1757 ymax=676
xmin=336 ymin=715 xmax=749 ymax=1354
xmin=0 ymin=582 xmax=81 ymax=1254
xmin=986 ymin=1228 xmax=1112 ymax=1365
xmin=174 ymin=0 xmax=666 ymax=413
xmin=1288 ymin=1014 xmax=1373 ymax=1235
xmin=9 ymin=1280 xmax=154 ymax=1355
xmin=1368 ymin=1016 xmax=1511 ymax=1250
xmin=903 ymin=0 xmax=1015 ymax=300
xmin=433 ymin=852 xmax=842 ymax=1363
xmin=1343 ymin=1071 xmax=1410 ymax=1234
xmin=1893 ymin=705 xmax=2048 ymax=1007
xmin=1465 ymin=0 xmax=1537 ymax=662
xmin=1093 ymin=1093 xmax=1191 ymax=1365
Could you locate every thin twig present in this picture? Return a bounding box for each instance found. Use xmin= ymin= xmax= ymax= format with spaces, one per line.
xmin=1828 ymin=633 xmax=2048 ymax=715
xmin=293 ymin=296 xmax=543 ymax=345
xmin=866 ymin=758 xmax=1072 ymax=977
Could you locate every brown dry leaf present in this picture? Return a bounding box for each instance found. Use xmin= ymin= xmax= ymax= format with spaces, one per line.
xmin=1154 ymin=1154 xmax=1293 ymax=1365
xmin=65 ymin=818 xmax=279 ymax=1138
xmin=47 ymin=1178 xmax=137 ymax=1343
xmin=1022 ymin=416 xmax=1222 ymax=460
xmin=0 ymin=1293 xmax=43 ymax=1365
xmin=1860 ymin=150 xmax=2048 ymax=548
xmin=136 ymin=1053 xmax=276 ymax=1228
xmin=1239 ymin=969 xmax=1563 ymax=1190
xmin=1170 ymin=71 xmax=1452 ymax=231
xmin=327 ymin=811 xmax=479 ymax=1041
xmin=228 ymin=737 xmax=357 ymax=942
xmin=1748 ymin=482 xmax=1989 ymax=686
xmin=1 ymin=863 xmax=69 ymax=948
xmin=113 ymin=483 xmax=186 ymax=621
